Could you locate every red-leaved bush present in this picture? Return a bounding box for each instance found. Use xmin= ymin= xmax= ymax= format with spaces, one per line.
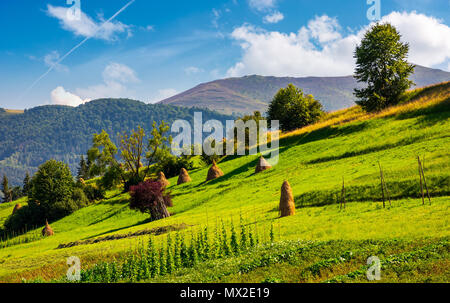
xmin=129 ymin=180 xmax=171 ymax=221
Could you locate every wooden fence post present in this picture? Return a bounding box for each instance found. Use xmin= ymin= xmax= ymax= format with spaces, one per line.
xmin=418 ymin=156 xmax=431 ymax=204
xmin=418 ymin=156 xmax=425 ymax=205
xmin=340 ymin=177 xmax=346 ymax=210
xmin=378 ymin=162 xmax=385 ymax=208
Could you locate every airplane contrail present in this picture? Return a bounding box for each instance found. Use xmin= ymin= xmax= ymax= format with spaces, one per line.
xmin=18 ymin=0 xmax=136 ymax=102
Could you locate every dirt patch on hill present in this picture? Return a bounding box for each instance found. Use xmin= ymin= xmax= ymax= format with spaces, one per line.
xmin=56 ymin=223 xmax=189 ymax=249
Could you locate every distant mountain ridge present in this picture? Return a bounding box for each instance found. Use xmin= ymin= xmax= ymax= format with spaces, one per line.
xmin=159 ymin=65 xmax=450 ymax=115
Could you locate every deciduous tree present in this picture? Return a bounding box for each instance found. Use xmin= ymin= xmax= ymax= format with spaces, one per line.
xmin=354 ymin=23 xmax=415 ymax=112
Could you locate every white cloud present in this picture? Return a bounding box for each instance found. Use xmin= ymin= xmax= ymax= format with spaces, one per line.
xmin=50 ymin=86 xmax=90 ymax=106
xmin=263 ymin=11 xmax=284 ymax=24
xmin=184 ymin=66 xmax=204 ymax=75
xmin=227 ymin=12 xmax=450 ymax=77
xmin=381 ymin=11 xmax=450 ymax=67
xmin=248 ymin=0 xmax=277 ymax=12
xmin=102 ymin=62 xmax=139 ymax=83
xmin=307 ymin=15 xmax=341 ymax=43
xmin=44 ymin=51 xmax=68 ymax=72
xmin=76 ymin=63 xmax=139 ymax=100
xmin=46 ymin=4 xmax=131 ymax=41
xmin=149 ymin=89 xmax=178 ymax=103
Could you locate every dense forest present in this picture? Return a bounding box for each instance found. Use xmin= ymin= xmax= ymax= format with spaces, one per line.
xmin=0 ymin=99 xmax=234 ymax=186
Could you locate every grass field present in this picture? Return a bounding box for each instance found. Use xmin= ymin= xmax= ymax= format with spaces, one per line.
xmin=0 ymin=82 xmax=448 ymax=283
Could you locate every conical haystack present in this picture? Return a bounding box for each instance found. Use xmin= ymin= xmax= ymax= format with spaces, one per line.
xmin=206 ymin=161 xmax=224 ymax=181
xmin=255 ymin=156 xmax=272 ymax=173
xmin=157 ymin=171 xmax=170 ymax=188
xmin=279 ymin=180 xmax=296 ymax=217
xmin=12 ymin=203 xmax=22 ymax=214
xmin=42 ymin=220 xmax=54 ymax=237
xmin=177 ymin=168 xmax=192 ymax=185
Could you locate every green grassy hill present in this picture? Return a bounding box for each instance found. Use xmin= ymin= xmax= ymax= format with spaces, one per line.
xmin=0 ymin=82 xmax=448 ymax=283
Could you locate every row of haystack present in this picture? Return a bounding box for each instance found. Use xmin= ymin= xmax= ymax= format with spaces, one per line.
xmin=160 ymin=155 xmax=272 ymax=187
xmin=158 ymin=155 xmax=295 ymax=218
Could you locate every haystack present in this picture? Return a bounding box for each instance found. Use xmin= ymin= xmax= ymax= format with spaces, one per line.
xmin=177 ymin=168 xmax=192 ymax=185
xmin=12 ymin=203 xmax=22 ymax=214
xmin=206 ymin=161 xmax=224 ymax=181
xmin=255 ymin=156 xmax=272 ymax=174
xmin=279 ymin=180 xmax=296 ymax=217
xmin=42 ymin=220 xmax=54 ymax=237
xmin=157 ymin=171 xmax=170 ymax=188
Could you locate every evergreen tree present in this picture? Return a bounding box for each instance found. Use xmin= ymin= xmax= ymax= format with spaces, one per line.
xmin=221 ymin=220 xmax=230 ymax=256
xmin=174 ymin=233 xmax=182 ymax=269
xmin=240 ymin=215 xmax=247 ymax=252
xmin=22 ymin=172 xmax=31 ymax=196
xmin=180 ymin=233 xmax=189 ymax=267
xmin=148 ymin=237 xmax=160 ymax=278
xmin=1 ymin=175 xmax=12 ymax=203
xmin=189 ymin=233 xmax=199 ymax=267
xmin=354 ymin=23 xmax=415 ymax=112
xmin=166 ymin=234 xmax=175 ymax=274
xmin=77 ymin=155 xmax=89 ymax=180
xmin=230 ymin=220 xmax=239 ymax=255
xmin=159 ymin=248 xmax=167 ymax=276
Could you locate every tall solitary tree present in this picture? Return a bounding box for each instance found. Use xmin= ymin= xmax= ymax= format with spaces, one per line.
xmin=354 ymin=23 xmax=415 ymax=112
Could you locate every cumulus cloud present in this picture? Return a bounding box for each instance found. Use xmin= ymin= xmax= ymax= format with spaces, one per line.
xmin=307 ymin=15 xmax=341 ymax=43
xmin=382 ymin=11 xmax=450 ymax=67
xmin=102 ymin=62 xmax=139 ymax=83
xmin=46 ymin=4 xmax=131 ymax=41
xmin=76 ymin=63 xmax=139 ymax=100
xmin=263 ymin=11 xmax=284 ymax=24
xmin=227 ymin=11 xmax=450 ymax=77
xmin=50 ymin=86 xmax=90 ymax=106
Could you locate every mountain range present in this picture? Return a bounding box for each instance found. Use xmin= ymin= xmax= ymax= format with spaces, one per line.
xmin=159 ymin=65 xmax=450 ymax=115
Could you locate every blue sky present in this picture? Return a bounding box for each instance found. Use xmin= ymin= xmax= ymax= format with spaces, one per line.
xmin=0 ymin=0 xmax=449 ymax=109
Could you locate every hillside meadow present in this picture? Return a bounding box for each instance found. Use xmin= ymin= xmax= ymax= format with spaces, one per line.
xmin=0 ymin=82 xmax=448 ymax=283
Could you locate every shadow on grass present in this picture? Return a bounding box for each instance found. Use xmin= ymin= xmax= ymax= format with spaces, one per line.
xmin=84 ymin=217 xmax=153 ymax=240
xmin=305 ymin=135 xmax=427 ymax=165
